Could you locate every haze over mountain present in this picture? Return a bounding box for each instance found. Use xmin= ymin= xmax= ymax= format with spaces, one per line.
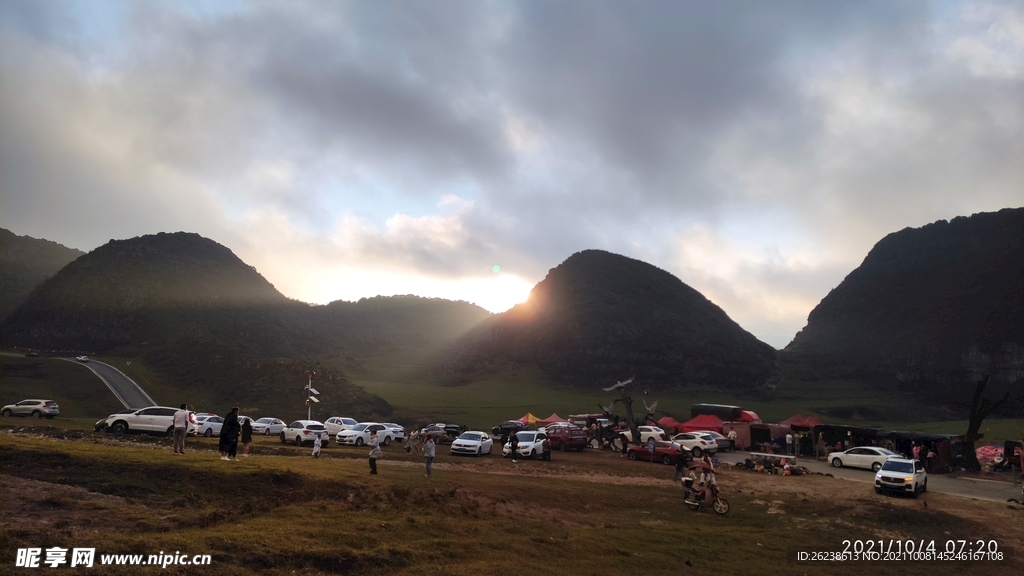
xmin=0 ymin=228 xmax=84 ymax=321
xmin=785 ymin=207 xmax=1024 ymax=416
xmin=440 ymin=250 xmax=780 ymax=392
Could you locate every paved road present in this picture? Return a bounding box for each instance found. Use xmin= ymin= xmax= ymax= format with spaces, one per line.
xmin=64 ymin=358 xmax=155 ymax=409
xmin=716 ymin=450 xmax=1022 ymax=503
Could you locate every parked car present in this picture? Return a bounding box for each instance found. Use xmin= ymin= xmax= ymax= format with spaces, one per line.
xmin=620 ymin=426 xmax=669 ymax=444
xmin=502 ymin=431 xmax=548 ymax=459
xmin=491 ymin=420 xmax=529 ymax=437
xmin=420 ymin=424 xmax=457 ymax=444
xmin=671 ymin=432 xmax=717 ymax=457
xmin=337 ymin=422 xmax=395 ymax=446
xmin=198 ymin=415 xmax=252 ymax=437
xmin=693 ymin=430 xmax=732 ymax=452
xmin=831 ymin=446 xmax=898 ymax=472
xmin=541 ymin=422 xmax=588 ymax=452
xmin=103 ymin=406 xmax=179 ymax=436
xmin=2 ymin=399 xmax=60 ymax=419
xmin=324 ymin=417 xmax=358 ymax=435
xmin=95 ymin=409 xmax=135 ymax=431
xmin=875 ymin=457 xmax=927 ymax=497
xmin=451 ymin=431 xmax=493 ymax=456
xmin=280 ymin=420 xmax=330 ymax=447
xmin=383 ymin=423 xmax=406 ymax=442
xmin=252 ymin=417 xmax=286 ymax=436
xmin=627 ymin=441 xmax=683 ymax=465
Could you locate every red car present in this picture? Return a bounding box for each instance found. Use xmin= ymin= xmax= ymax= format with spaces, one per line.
xmin=542 ymin=422 xmax=589 ymax=452
xmin=627 ymin=441 xmax=683 ymax=465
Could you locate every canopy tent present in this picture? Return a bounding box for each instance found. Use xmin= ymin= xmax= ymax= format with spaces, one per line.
xmin=537 ymin=413 xmax=568 ymax=425
xmin=802 ymin=415 xmax=823 ymax=427
xmin=678 ymin=414 xmax=724 ymax=433
xmin=517 ymin=413 xmax=541 ymax=425
xmin=737 ymin=410 xmax=761 ymax=422
xmin=657 ymin=416 xmax=684 ymax=434
xmin=780 ymin=414 xmax=807 ymax=427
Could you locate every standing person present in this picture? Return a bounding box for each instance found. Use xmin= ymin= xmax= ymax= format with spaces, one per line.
xmin=423 ymin=436 xmax=435 ymax=477
xmin=172 ymin=403 xmax=190 ymax=455
xmin=509 ymin=432 xmax=520 ymax=463
xmin=619 ymin=432 xmax=629 ymax=457
xmin=368 ymin=429 xmax=380 ymax=474
xmin=727 ymin=427 xmax=738 ymax=452
xmin=785 ymin=432 xmax=794 ymax=455
xmin=241 ymin=417 xmax=253 ymax=457
xmin=912 ymin=442 xmax=922 ymax=463
xmin=674 ymin=448 xmax=692 ymax=482
xmin=218 ymin=407 xmax=241 ymax=461
xmin=312 ymin=433 xmax=322 ymax=458
xmin=542 ymin=436 xmax=552 ymax=462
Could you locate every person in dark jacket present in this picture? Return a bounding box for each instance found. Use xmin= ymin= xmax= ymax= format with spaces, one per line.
xmin=241 ymin=417 xmax=253 ymax=457
xmin=219 ymin=407 xmax=241 ymax=461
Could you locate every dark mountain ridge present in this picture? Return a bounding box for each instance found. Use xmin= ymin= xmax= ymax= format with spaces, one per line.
xmin=0 ymin=229 xmax=85 ymax=321
xmin=785 ymin=207 xmax=1024 ymax=415
xmin=440 ymin=249 xmax=779 ymax=391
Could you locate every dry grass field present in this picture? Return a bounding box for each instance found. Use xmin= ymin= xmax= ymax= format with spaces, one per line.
xmin=2 ymin=425 xmax=1021 ymax=575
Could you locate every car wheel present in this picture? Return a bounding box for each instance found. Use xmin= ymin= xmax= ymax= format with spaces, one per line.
xmin=530 ymin=449 xmax=537 ymax=459
xmin=559 ymin=442 xmax=566 ymax=452
xmin=875 ymin=487 xmax=882 ymax=494
xmin=32 ymin=410 xmax=42 ymax=418
xmin=831 ymin=458 xmax=843 ymax=468
xmin=355 ymin=437 xmax=364 ymax=447
xmin=911 ymin=486 xmax=919 ymax=499
xmin=872 ymin=462 xmax=882 ymax=472
xmin=295 ymin=436 xmax=303 ymax=446
xmin=204 ymin=429 xmax=213 ymax=438
xmin=921 ymin=480 xmax=927 ymax=493
xmin=692 ymin=447 xmax=702 ymax=457
xmin=166 ymin=426 xmax=174 ymax=437
xmin=661 ymin=455 xmax=672 ymax=465
xmin=1 ymin=409 xmax=11 ymax=417
xmin=111 ymin=421 xmax=128 ymax=434
xmin=264 ymin=429 xmax=269 ymax=436
xmin=382 ymin=436 xmax=391 ymax=446
xmin=628 ymin=451 xmax=637 ymax=461
xmin=279 ymin=433 xmax=286 ymax=444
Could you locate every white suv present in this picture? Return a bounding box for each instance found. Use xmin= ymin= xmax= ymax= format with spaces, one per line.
xmin=620 ymin=426 xmax=669 ymax=444
xmin=104 ymin=406 xmax=179 ymax=436
xmin=875 ymin=457 xmax=927 ymax=498
xmin=502 ymin=431 xmax=548 ymax=459
xmin=670 ymin=432 xmax=717 ymax=457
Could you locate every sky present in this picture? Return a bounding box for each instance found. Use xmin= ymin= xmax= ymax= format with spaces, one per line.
xmin=1 ymin=1 xmax=1021 ymax=348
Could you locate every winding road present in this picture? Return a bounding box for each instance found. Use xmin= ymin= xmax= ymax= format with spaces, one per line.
xmin=64 ymin=358 xmax=155 ymax=410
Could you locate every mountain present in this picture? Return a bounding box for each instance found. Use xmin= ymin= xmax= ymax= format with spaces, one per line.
xmin=0 ymin=228 xmax=85 ymax=321
xmin=324 ymin=295 xmax=491 ymax=348
xmin=440 ymin=249 xmax=779 ymax=391
xmin=785 ymin=208 xmax=1024 ymax=415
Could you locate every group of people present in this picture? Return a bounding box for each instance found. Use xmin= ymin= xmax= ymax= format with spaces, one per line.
xmin=171 ymin=404 xmax=252 ymax=460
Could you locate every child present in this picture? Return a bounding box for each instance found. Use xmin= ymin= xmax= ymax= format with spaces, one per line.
xmin=312 ymin=433 xmax=322 ymax=458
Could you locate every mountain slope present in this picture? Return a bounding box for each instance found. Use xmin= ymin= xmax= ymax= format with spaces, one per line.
xmin=0 ymin=228 xmax=85 ymax=321
xmin=785 ymin=207 xmax=1024 ymax=415
xmin=441 ymin=249 xmax=779 ymax=391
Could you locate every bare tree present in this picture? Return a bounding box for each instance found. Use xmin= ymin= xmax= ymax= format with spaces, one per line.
xmin=599 ymin=377 xmax=642 ymax=448
xmin=964 ymin=374 xmax=1010 ymax=472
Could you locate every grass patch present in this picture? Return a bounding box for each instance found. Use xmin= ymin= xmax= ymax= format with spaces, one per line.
xmin=0 ymin=354 xmax=124 ymax=417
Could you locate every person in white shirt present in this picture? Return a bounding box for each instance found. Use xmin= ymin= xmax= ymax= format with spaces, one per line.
xmin=172 ymin=404 xmax=191 ymax=454
xmin=423 ymin=436 xmax=435 ymax=477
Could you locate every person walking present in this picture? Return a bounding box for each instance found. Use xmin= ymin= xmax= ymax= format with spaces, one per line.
xmin=312 ymin=433 xmax=322 ymax=458
xmin=368 ymin=429 xmax=380 ymax=474
xmin=423 ymin=436 xmax=435 ymax=477
xmin=219 ymin=407 xmax=241 ymax=461
xmin=241 ymin=417 xmax=253 ymax=457
xmin=509 ymin=432 xmax=520 ymax=463
xmin=172 ymin=403 xmax=190 ymax=454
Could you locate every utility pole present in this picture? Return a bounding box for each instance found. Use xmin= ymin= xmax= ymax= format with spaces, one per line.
xmin=304 ymin=370 xmax=319 ymax=420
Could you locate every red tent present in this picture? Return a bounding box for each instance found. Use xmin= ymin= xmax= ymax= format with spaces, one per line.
xmin=780 ymin=414 xmax=807 ymax=427
xmin=802 ymin=415 xmax=824 ymax=427
xmin=517 ymin=413 xmax=540 ymax=425
xmin=657 ymin=416 xmax=683 ymax=434
xmin=678 ymin=414 xmax=724 ymax=433
xmin=737 ymin=410 xmax=761 ymax=422
xmin=537 ymin=413 xmax=568 ymax=424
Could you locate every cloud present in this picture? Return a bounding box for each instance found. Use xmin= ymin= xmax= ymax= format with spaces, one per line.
xmin=1 ymin=1 xmax=1021 ymax=341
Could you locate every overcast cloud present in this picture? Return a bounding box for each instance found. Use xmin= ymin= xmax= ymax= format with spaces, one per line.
xmin=1 ymin=0 xmax=1021 ymax=347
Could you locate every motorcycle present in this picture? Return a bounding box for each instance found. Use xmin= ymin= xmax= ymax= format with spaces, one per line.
xmin=683 ymin=476 xmax=729 ymax=514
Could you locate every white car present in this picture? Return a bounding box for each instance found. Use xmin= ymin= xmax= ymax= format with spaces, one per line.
xmin=671 ymin=432 xmax=717 ymax=457
xmin=103 ymin=406 xmax=179 ymax=436
xmin=451 ymin=431 xmax=493 ymax=456
xmin=830 ymin=446 xmax=898 ymax=472
xmin=324 ymin=417 xmax=358 ymax=435
xmin=198 ymin=415 xmax=252 ymax=438
xmin=2 ymin=399 xmax=60 ymax=419
xmin=693 ymin=430 xmax=732 ymax=452
xmin=620 ymin=426 xmax=668 ymax=444
xmin=502 ymin=431 xmax=548 ymax=459
xmin=280 ymin=420 xmax=329 ymax=446
xmin=383 ymin=423 xmax=406 ymax=442
xmin=75 ymin=355 xmax=89 ymax=362
xmin=336 ymin=422 xmax=395 ymax=446
xmin=252 ymin=417 xmax=286 ymax=436
xmin=875 ymin=457 xmax=927 ymax=497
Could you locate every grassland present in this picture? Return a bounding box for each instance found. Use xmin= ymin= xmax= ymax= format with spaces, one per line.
xmin=3 ymin=425 xmax=1021 ymax=575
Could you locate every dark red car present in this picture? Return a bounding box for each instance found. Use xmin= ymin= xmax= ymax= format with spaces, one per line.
xmin=542 ymin=422 xmax=589 ymax=452
xmin=627 ymin=441 xmax=683 ymax=465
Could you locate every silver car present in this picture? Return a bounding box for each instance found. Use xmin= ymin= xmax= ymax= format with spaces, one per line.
xmin=252 ymin=417 xmax=286 ymax=435
xmin=2 ymin=399 xmax=60 ymax=419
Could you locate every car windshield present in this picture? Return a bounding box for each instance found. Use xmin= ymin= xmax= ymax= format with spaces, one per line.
xmin=516 ymin=432 xmax=536 ymax=442
xmin=256 ymin=418 xmax=273 ymax=424
xmin=881 ymin=460 xmax=914 ymax=473
xmin=351 ymin=424 xmax=368 ymax=432
xmin=876 ymin=448 xmax=896 ymax=456
xmin=459 ymin=433 xmax=482 ymax=441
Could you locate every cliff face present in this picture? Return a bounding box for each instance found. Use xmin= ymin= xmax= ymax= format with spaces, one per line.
xmin=441 ymin=249 xmax=779 ymax=391
xmin=785 ymin=208 xmax=1024 ymax=415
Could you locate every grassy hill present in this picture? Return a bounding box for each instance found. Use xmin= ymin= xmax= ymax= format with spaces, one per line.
xmin=0 ymin=228 xmax=84 ymax=321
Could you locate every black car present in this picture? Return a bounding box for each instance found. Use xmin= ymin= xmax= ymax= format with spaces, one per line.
xmin=491 ymin=420 xmax=529 ymax=437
